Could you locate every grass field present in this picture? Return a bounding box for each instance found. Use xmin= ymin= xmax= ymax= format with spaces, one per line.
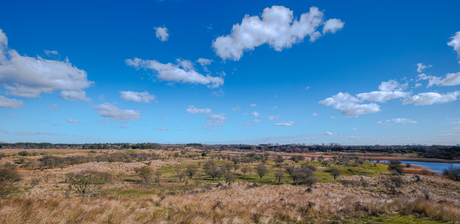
xmin=0 ymin=148 xmax=459 ymax=223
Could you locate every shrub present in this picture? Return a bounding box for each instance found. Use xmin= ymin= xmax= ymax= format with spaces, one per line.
xmin=137 ymin=166 xmax=154 ymax=185
xmin=290 ymin=155 xmax=305 ymax=163
xmin=255 ymin=164 xmax=268 ymax=179
xmin=66 ymin=170 xmax=111 ymax=197
xmin=18 ymin=151 xmax=30 ymax=156
xmin=0 ymin=167 xmax=21 ymax=198
xmin=388 ymin=160 xmax=403 ymax=174
xmin=329 ymin=167 xmax=341 ymax=180
xmin=442 ymin=165 xmax=460 ymax=181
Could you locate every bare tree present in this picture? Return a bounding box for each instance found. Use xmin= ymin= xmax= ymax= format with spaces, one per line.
xmin=329 ymin=167 xmax=341 ymax=180
xmin=275 ymin=170 xmax=284 ymax=182
xmin=67 ymin=170 xmax=110 ymax=198
xmin=185 ymin=164 xmax=198 ymax=179
xmin=256 ymin=164 xmax=269 ymax=179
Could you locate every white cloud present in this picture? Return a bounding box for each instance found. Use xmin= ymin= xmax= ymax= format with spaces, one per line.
xmin=154 ymin=126 xmax=169 ymax=130
xmin=331 ymin=116 xmax=336 ymax=119
xmin=120 ymin=91 xmax=157 ymax=103
xmin=60 ymin=90 xmax=91 ymax=102
xmin=232 ymin=105 xmax=241 ymax=111
xmin=267 ymin=115 xmax=280 ymax=121
xmin=196 ymin=58 xmax=213 ymax=72
xmin=186 ymin=105 xmax=212 ymax=114
xmin=403 ymin=91 xmax=460 ymax=106
xmin=120 ymin=126 xmax=130 ymax=129
xmin=239 ymin=119 xmax=261 ymax=127
xmin=160 ymin=116 xmax=168 ymax=119
xmin=202 ymin=113 xmax=228 ymax=129
xmin=312 ymin=113 xmax=318 ymax=117
xmin=44 ymin=50 xmax=58 ymax=56
xmin=154 ymin=26 xmax=169 ymax=41
xmin=377 ymin=79 xmax=407 ymax=92
xmin=414 ymin=83 xmax=422 ymax=88
xmin=418 ymin=72 xmax=460 ymax=87
xmin=324 ymin=131 xmax=333 ymax=135
xmin=416 ymin=63 xmax=432 ymax=73
xmin=320 ymin=80 xmax=409 ymax=116
xmin=351 ymin=128 xmax=357 ymax=131
xmin=251 ymin=111 xmax=260 ymax=117
xmin=356 ymin=91 xmax=410 ymax=103
xmin=212 ymin=6 xmax=343 ymax=61
xmin=0 ymin=130 xmax=10 ymax=134
xmin=126 ymin=58 xmax=223 ymax=88
xmin=0 ymin=95 xmax=23 ymax=109
xmin=13 ymin=131 xmax=67 ymax=136
xmin=272 ymin=106 xmax=277 ymax=109
xmin=319 ymin=92 xmax=381 ymax=116
xmin=389 ymin=118 xmax=417 ymax=124
xmin=67 ymin=119 xmax=81 ymax=124
xmin=94 ymin=102 xmax=141 ymax=121
xmin=250 ymin=104 xmax=256 ymax=107
xmin=0 ymin=29 xmax=93 ymax=99
xmin=274 ymin=121 xmax=297 ymax=127
xmin=377 ymin=118 xmax=418 ymax=125
xmin=322 ymin=18 xmax=345 ymax=34
xmin=49 ymin=104 xmax=58 ymax=111
xmin=448 ymin=31 xmax=460 ymax=63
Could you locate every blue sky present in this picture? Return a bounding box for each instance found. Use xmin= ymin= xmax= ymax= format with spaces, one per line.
xmin=1 ymin=0 xmax=460 ymax=145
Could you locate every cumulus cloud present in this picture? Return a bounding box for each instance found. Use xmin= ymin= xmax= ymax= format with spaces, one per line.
xmin=322 ymin=18 xmax=345 ymax=34
xmin=67 ymin=119 xmax=81 ymax=124
xmin=416 ymin=63 xmax=432 ymax=73
xmin=196 ymin=58 xmax=213 ymax=72
xmin=94 ymin=102 xmax=141 ymax=121
xmin=120 ymin=91 xmax=157 ymax=103
xmin=319 ymin=92 xmax=381 ymax=116
xmin=320 ymin=80 xmax=409 ymax=116
xmin=250 ymin=104 xmax=256 ymax=107
xmin=448 ymin=31 xmax=460 ymax=63
xmin=202 ymin=113 xmax=228 ymax=129
xmin=0 ymin=95 xmax=23 ymax=108
xmin=239 ymin=119 xmax=261 ymax=127
xmin=212 ymin=6 xmax=343 ymax=61
xmin=13 ymin=131 xmax=67 ymax=136
xmin=251 ymin=111 xmax=260 ymax=117
xmin=186 ymin=105 xmax=212 ymax=114
xmin=356 ymin=91 xmax=410 ymax=103
xmin=154 ymin=26 xmax=169 ymax=41
xmin=60 ymin=90 xmax=91 ymax=102
xmin=126 ymin=58 xmax=223 ymax=88
xmin=418 ymin=72 xmax=460 ymax=87
xmin=403 ymin=91 xmax=460 ymax=106
xmin=267 ymin=115 xmax=280 ymax=121
xmin=274 ymin=121 xmax=297 ymax=127
xmin=0 ymin=29 xmax=93 ymax=99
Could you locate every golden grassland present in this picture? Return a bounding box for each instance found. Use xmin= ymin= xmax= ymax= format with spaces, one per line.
xmin=0 ymin=149 xmax=460 ymax=223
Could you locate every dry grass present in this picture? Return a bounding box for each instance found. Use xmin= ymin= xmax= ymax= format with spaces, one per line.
xmin=1 ymin=181 xmax=460 ymax=223
xmin=1 ymin=149 xmax=460 ymax=223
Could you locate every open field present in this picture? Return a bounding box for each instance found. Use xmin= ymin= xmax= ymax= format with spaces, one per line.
xmin=1 ymin=148 xmax=460 ymax=223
